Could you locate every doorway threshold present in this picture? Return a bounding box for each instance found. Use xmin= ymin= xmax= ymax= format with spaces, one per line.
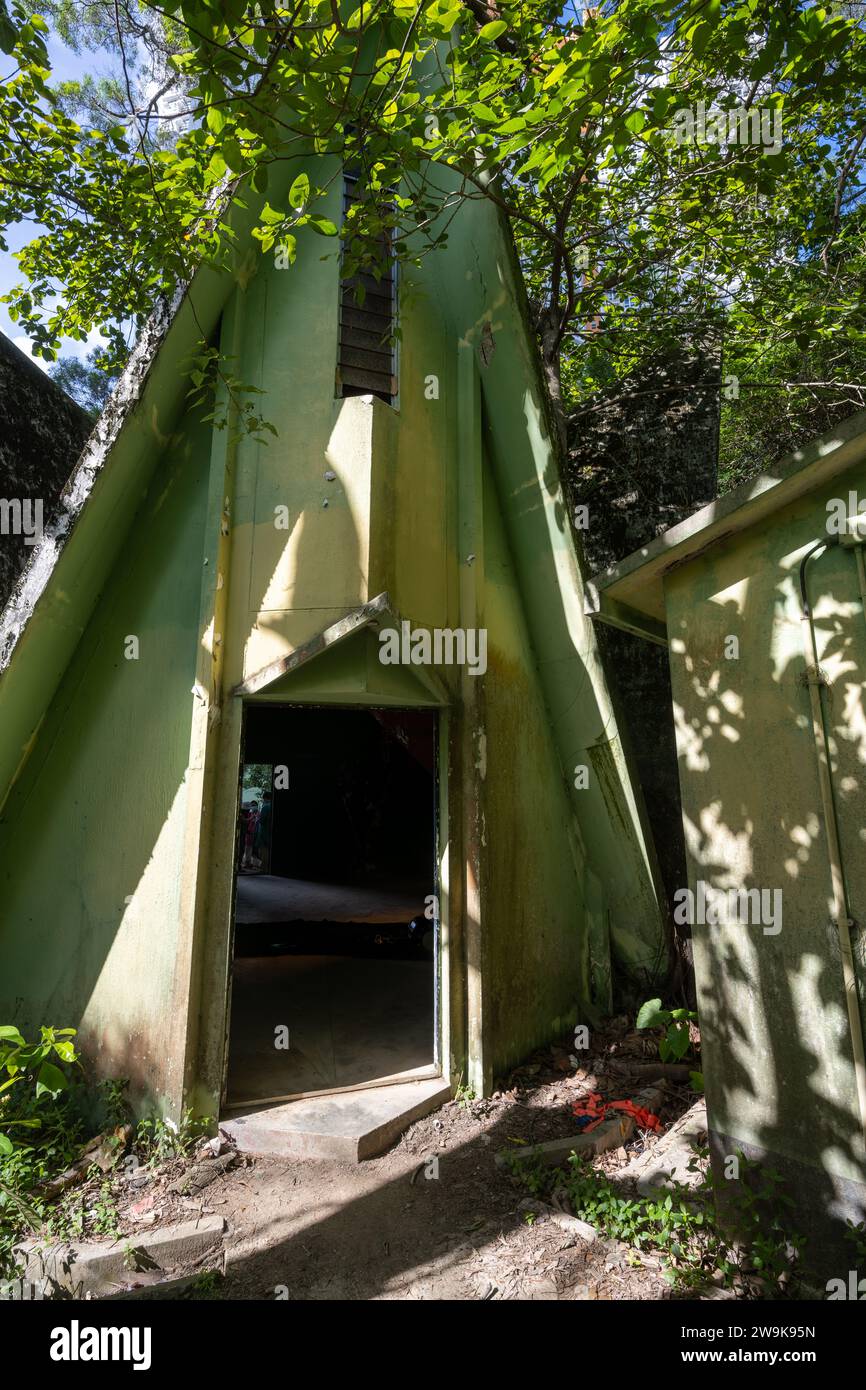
xmin=220 ymin=1075 xmax=451 ymax=1162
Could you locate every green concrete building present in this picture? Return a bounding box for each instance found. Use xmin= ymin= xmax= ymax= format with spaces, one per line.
xmin=0 ymin=157 xmax=667 ymax=1142
xmin=589 ymin=410 xmax=866 ymax=1260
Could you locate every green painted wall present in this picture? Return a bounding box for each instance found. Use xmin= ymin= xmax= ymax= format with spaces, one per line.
xmin=0 ymin=409 xmax=212 ymax=1106
xmin=665 ymin=460 xmax=866 ymax=1214
xmin=0 ymin=151 xmax=666 ymax=1114
xmin=438 ymin=199 xmax=668 ymax=982
xmin=480 ymin=446 xmax=590 ymax=1071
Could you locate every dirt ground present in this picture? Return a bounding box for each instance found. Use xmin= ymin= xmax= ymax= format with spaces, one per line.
xmin=95 ymin=1016 xmax=702 ymax=1301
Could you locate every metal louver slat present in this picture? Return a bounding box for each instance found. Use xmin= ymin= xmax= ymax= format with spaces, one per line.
xmin=337 ymin=171 xmax=397 ymax=404
xmin=339 ymin=364 xmax=395 ymax=395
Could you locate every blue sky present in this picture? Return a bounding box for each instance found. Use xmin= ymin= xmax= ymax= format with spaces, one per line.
xmin=0 ymin=33 xmax=116 ymax=370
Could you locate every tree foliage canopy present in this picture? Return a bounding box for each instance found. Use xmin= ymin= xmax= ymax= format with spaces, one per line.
xmin=1 ymin=0 xmax=864 ymax=463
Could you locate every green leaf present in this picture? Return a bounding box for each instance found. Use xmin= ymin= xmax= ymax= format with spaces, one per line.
xmin=666 ymin=1024 xmax=691 ymax=1061
xmin=479 ymin=20 xmax=507 ymax=42
xmin=688 ymin=21 xmax=713 ymax=57
xmin=276 ymin=233 xmax=300 ymax=262
xmin=497 ymin=116 xmax=529 ymax=136
xmin=0 ymin=1132 xmax=13 ymax=1155
xmin=636 ymin=998 xmax=666 ymax=1030
xmin=289 ymin=172 xmax=310 ymax=209
xmin=35 ymin=1062 xmax=67 ymax=1097
xmin=222 ymin=138 xmax=245 ymax=171
xmin=307 ymin=216 xmax=337 ymax=236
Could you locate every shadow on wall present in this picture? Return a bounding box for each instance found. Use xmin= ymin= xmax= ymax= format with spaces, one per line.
xmin=0 ymin=386 xmax=366 ymax=1110
xmin=668 ymin=535 xmax=866 ymax=1273
xmin=522 ymin=382 xmax=670 ymax=988
xmin=0 ymin=406 xmax=220 ymax=1105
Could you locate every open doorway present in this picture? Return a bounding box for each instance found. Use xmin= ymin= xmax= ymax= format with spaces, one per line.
xmin=224 ymin=704 xmax=438 ymax=1109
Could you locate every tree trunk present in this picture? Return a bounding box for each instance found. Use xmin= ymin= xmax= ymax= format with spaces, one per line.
xmin=537 ymin=305 xmax=568 ymax=456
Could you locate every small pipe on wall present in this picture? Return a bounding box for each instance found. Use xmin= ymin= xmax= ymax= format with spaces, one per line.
xmin=798 ymin=534 xmax=866 ymax=1155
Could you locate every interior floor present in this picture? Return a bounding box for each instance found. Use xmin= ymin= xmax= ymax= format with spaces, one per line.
xmin=235 ymin=874 xmax=426 ymax=926
xmin=226 ymin=951 xmax=433 ymax=1102
xmin=225 ymin=705 xmax=437 ymax=1109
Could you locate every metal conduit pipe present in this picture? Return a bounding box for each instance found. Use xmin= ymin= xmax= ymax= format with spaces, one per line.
xmin=855 ymin=544 xmax=866 ymax=619
xmin=798 ymin=536 xmax=866 ymax=1155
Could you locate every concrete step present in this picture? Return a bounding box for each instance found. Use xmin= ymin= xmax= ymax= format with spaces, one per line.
xmin=18 ymin=1216 xmax=226 ymax=1299
xmin=221 ymin=1077 xmax=450 ymax=1162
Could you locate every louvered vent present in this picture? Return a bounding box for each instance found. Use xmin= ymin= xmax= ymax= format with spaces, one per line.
xmin=337 ymin=173 xmax=397 ymax=404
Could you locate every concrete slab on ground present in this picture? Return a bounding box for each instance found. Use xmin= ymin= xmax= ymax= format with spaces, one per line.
xmin=18 ymin=1216 xmax=226 ymax=1299
xmin=221 ymin=1077 xmax=451 ymax=1162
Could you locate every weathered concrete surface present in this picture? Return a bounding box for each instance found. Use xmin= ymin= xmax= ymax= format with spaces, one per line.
xmin=226 ymin=950 xmax=433 ymax=1104
xmin=19 ymin=1215 xmax=225 ymax=1298
xmin=222 ymin=1078 xmax=451 ymax=1161
xmin=664 ymin=455 xmax=866 ymax=1259
xmin=597 ymin=413 xmax=866 ymax=1266
xmin=0 ymin=332 xmax=91 ymax=609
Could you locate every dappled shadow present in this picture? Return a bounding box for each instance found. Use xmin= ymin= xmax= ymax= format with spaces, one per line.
xmin=663 ymin=510 xmax=866 ymax=1275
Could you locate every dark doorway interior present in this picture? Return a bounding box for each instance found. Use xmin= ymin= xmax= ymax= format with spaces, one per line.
xmin=225 ymin=705 xmax=437 ymax=1107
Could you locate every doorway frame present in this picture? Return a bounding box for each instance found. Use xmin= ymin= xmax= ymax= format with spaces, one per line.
xmin=219 ymin=698 xmax=450 ymax=1113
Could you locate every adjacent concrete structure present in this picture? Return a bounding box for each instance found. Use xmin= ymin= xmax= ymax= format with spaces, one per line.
xmin=0 ymin=331 xmax=90 ymax=607
xmin=588 ymin=410 xmax=866 ymax=1263
xmin=0 ymin=150 xmax=668 ymax=1131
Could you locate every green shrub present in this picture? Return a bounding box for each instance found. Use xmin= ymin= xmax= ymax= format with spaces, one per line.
xmin=0 ymin=1025 xmax=82 ymax=1278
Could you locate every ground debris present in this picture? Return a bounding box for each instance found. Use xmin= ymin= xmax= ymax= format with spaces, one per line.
xmin=616 ymin=1097 xmax=708 ymax=1195
xmin=169 ymin=1152 xmax=238 ymax=1197
xmin=207 ymin=1024 xmax=694 ymax=1301
xmin=38 ymin=1125 xmax=133 ymax=1200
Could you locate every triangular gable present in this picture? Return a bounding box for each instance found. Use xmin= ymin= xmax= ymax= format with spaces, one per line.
xmin=234 ymin=592 xmax=448 ymax=707
xmin=0 ymin=150 xmax=667 ymax=979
